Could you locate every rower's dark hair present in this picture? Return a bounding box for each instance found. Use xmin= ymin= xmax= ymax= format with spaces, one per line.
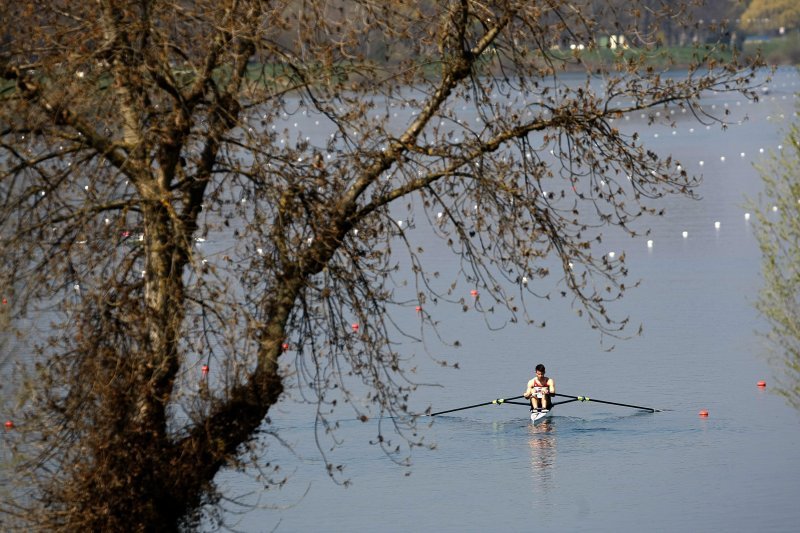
xmin=535 ymin=364 xmax=545 ymax=373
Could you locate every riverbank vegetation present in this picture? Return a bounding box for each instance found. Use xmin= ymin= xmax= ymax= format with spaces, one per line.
xmin=750 ymin=106 xmax=800 ymax=411
xmin=743 ymin=32 xmax=800 ymax=65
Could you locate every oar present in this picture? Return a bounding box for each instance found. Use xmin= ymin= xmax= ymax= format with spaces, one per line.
xmin=429 ymin=395 xmax=525 ymax=416
xmin=553 ymin=393 xmax=659 ymax=413
xmin=551 ymin=398 xmax=580 ymax=407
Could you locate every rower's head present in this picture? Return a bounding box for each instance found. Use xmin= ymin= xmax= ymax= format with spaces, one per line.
xmin=535 ymin=363 xmax=546 ymax=377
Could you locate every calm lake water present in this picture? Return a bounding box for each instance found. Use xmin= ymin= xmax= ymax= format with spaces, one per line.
xmin=205 ymin=67 xmax=800 ymax=532
xmin=206 ymin=68 xmax=800 ymax=532
xmin=5 ymin=68 xmax=797 ymax=532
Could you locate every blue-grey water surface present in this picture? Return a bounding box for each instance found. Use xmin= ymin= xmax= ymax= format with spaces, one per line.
xmin=5 ymin=67 xmax=791 ymax=532
xmin=208 ymin=68 xmax=800 ymax=532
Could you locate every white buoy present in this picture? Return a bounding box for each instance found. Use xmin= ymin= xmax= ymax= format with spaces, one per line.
xmin=608 ymin=251 xmax=616 ymax=259
xmin=744 ymin=213 xmax=750 ymax=221
xmin=647 ymin=240 xmax=653 ymax=248
xmin=682 ymin=231 xmax=689 ymax=238
xmin=714 ymin=221 xmax=721 ymax=229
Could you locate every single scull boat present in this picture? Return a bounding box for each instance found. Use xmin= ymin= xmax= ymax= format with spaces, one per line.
xmin=428 ymin=393 xmax=660 ymax=419
xmin=530 ymin=409 xmax=551 ymax=423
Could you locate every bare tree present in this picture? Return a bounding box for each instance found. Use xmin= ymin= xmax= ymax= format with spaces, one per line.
xmin=0 ymin=1 xmax=760 ymax=530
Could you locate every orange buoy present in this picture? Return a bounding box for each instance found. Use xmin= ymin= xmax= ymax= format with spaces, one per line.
xmin=699 ymin=410 xmax=709 ymax=417
xmin=757 ymin=380 xmax=766 ymax=388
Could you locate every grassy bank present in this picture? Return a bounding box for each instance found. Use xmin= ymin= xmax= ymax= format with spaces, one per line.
xmin=743 ymin=33 xmax=800 ymax=66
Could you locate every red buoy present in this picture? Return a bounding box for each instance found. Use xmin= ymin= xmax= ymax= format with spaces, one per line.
xmin=282 ymin=342 xmax=289 ymax=351
xmin=699 ymin=410 xmax=709 ymax=417
xmin=415 ymin=306 xmax=422 ymax=313
xmin=757 ymin=380 xmax=766 ymax=388
xmin=201 ymin=365 xmax=209 ymax=376
xmin=351 ymin=323 xmax=359 ymax=332
xmin=4 ymin=420 xmax=13 ymax=429
xmin=470 ymin=290 xmax=478 ymax=297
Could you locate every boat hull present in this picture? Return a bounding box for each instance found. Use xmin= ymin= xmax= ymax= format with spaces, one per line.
xmin=530 ymin=409 xmax=551 ymax=423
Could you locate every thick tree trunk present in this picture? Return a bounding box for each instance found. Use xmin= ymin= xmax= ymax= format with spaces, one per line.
xmin=135 ymin=192 xmax=185 ymax=412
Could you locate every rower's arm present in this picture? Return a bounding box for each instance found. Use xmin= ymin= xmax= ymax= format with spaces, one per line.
xmin=523 ymin=379 xmax=535 ymax=398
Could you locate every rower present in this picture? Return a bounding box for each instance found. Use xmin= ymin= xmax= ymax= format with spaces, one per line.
xmin=524 ymin=364 xmax=555 ymax=412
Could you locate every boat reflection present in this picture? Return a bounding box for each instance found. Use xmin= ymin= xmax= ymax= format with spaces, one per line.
xmin=527 ymin=419 xmax=557 ymax=491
